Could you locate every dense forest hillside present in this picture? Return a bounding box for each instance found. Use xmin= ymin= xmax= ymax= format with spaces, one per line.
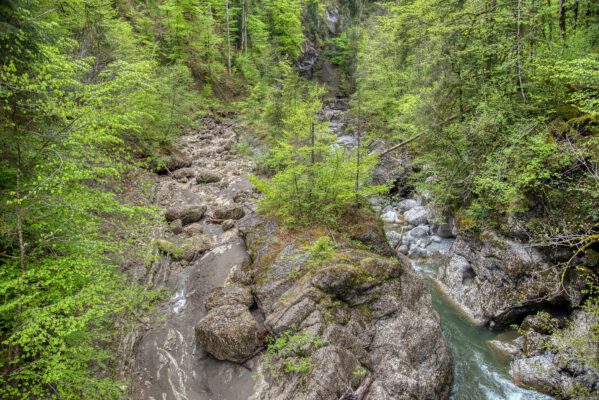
xmin=0 ymin=0 xmax=597 ymax=399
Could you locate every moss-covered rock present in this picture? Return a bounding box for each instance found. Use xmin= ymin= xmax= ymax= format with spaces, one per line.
xmin=165 ymin=205 xmax=206 ymax=225
xmin=240 ymin=213 xmax=452 ymax=400
xmin=155 ymin=235 xmax=211 ymax=261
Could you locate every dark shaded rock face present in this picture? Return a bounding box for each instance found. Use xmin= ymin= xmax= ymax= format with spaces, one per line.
xmin=346 ymin=209 xmax=395 ymax=257
xmin=436 ymin=232 xmax=581 ymax=328
xmin=233 ymin=213 xmax=453 ymax=400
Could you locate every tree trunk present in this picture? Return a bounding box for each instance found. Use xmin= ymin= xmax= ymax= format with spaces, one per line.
xmin=517 ymin=0 xmax=527 ymax=101
xmin=15 ymin=144 xmax=25 ymax=321
xmin=558 ymin=0 xmax=567 ymax=38
xmin=355 ymin=93 xmax=362 ymax=205
xmin=242 ymin=0 xmax=248 ymax=56
xmin=226 ymin=0 xmax=232 ymax=75
xmin=546 ymin=0 xmax=553 ymax=41
xmin=378 ymin=114 xmax=459 ymax=156
xmin=310 ymin=121 xmax=315 ymax=165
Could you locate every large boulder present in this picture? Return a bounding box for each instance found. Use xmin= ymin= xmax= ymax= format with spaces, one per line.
xmin=214 ymin=206 xmax=245 ymax=221
xmin=204 ymin=285 xmax=253 ymax=311
xmin=396 ymin=198 xmax=418 ymax=212
xmin=165 ymin=205 xmax=206 ymax=225
xmin=385 ymin=230 xmax=402 ymax=248
xmin=154 ymin=151 xmax=192 ymax=174
xmin=195 ymin=304 xmax=258 ymax=363
xmin=407 ymin=225 xmax=430 ymax=240
xmin=510 ymin=355 xmax=564 ymax=393
xmin=171 ymin=167 xmax=196 ymax=180
xmin=311 ymin=252 xmax=399 ymax=301
xmin=156 ymin=235 xmax=211 ymax=262
xmin=170 ymin=219 xmax=183 ymax=234
xmin=404 ymin=206 xmax=429 ymax=226
xmin=196 ymin=169 xmax=222 ymax=184
xmin=434 ymin=221 xmax=455 ymax=238
xmin=380 ymin=210 xmax=398 ymax=223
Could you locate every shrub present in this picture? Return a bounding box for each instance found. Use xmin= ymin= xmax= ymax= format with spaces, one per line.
xmin=264 ymin=329 xmax=325 ymax=376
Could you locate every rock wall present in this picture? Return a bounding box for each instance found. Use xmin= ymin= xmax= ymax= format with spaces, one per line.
xmin=437 ymin=233 xmax=566 ymax=328
xmin=195 ymin=212 xmax=453 ymax=400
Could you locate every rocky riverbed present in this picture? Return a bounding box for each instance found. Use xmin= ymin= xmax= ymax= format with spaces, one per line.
xmin=121 ymin=117 xmax=260 ymax=399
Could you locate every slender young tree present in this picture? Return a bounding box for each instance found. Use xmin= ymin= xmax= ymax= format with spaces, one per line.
xmin=242 ymin=0 xmax=248 ymax=56
xmin=226 ymin=0 xmax=232 ymax=74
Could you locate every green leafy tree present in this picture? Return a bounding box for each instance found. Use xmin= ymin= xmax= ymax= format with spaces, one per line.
xmin=249 ymin=65 xmax=383 ymax=226
xmin=354 ymin=0 xmax=598 ymax=245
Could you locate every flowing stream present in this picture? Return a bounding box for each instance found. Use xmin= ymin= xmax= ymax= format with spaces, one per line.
xmin=411 ymin=261 xmax=552 ymax=400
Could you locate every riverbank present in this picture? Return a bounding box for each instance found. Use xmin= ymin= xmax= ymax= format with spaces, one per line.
xmin=378 ymin=192 xmax=598 ymax=399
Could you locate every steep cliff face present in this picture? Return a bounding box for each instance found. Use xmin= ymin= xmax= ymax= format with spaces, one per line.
xmin=371 ymin=183 xmax=597 ymax=398
xmin=437 ymin=232 xmax=586 ymax=329
xmin=297 ymin=0 xmax=359 ymax=95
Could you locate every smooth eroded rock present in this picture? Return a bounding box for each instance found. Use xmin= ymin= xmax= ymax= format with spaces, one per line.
xmin=487 ymin=337 xmax=523 ymax=359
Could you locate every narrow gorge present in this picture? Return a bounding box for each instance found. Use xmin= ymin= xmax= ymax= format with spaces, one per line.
xmin=1 ymin=1 xmax=597 ymax=400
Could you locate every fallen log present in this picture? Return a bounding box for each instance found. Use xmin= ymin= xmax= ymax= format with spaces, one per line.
xmin=378 ymin=132 xmax=426 ymax=157
xmin=377 ymin=114 xmax=459 ymax=157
